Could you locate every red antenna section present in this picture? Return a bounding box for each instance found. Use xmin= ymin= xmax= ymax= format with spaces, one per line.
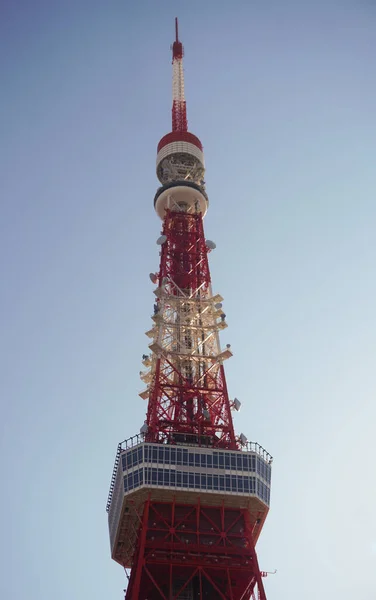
xmin=171 ymin=17 xmax=187 ymax=131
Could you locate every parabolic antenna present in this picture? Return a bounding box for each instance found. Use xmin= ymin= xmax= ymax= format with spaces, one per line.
xmin=214 ymin=302 xmax=222 ymax=309
xmin=157 ymin=235 xmax=167 ymax=245
xmin=239 ymin=433 xmax=248 ymax=445
xmin=205 ymin=239 xmax=216 ymax=250
xmin=149 ymin=273 xmax=158 ymax=284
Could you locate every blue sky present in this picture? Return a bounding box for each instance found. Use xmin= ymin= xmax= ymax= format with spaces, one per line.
xmin=1 ymin=1 xmax=376 ymax=598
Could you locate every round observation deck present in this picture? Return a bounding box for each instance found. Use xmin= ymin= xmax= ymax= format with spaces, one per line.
xmin=154 ymin=181 xmax=208 ymax=219
xmin=156 ymin=131 xmax=205 ymax=187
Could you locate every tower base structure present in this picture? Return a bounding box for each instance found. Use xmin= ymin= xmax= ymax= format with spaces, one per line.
xmin=107 ymin=436 xmax=272 ymax=600
xmin=126 ymin=499 xmax=267 ymax=600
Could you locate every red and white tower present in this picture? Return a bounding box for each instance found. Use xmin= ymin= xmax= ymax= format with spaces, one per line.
xmin=107 ymin=20 xmax=272 ymax=600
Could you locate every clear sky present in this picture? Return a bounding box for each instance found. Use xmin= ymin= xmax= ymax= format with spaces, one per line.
xmin=1 ymin=1 xmax=376 ymax=598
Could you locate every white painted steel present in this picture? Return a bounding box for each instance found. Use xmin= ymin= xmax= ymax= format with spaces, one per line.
xmin=141 ymin=276 xmax=228 ymax=419
xmin=172 ymin=59 xmax=185 ymax=103
xmin=156 ymin=140 xmax=204 ymax=168
xmin=154 ymin=185 xmax=208 ymax=219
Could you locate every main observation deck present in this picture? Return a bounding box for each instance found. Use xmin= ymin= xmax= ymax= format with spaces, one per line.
xmin=107 ymin=434 xmax=272 ymax=567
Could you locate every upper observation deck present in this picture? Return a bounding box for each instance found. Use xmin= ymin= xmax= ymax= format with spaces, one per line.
xmin=107 ymin=434 xmax=272 ymax=566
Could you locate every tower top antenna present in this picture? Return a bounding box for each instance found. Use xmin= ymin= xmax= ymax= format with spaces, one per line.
xmin=172 ymin=17 xmax=183 ymax=60
xmin=156 ymin=17 xmax=204 ymax=186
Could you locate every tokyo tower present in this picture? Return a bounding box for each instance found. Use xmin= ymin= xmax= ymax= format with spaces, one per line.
xmin=106 ymin=19 xmax=272 ymax=600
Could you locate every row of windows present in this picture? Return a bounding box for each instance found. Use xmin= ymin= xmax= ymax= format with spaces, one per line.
xmin=258 ymin=480 xmax=270 ymax=504
xmin=124 ymin=468 xmax=144 ymax=492
xmin=257 ymin=456 xmax=271 ymax=484
xmin=121 ymin=444 xmax=271 ymax=483
xmin=122 ymin=447 xmax=143 ymax=470
xmin=145 ymin=468 xmax=257 ymax=494
xmin=123 ymin=467 xmax=270 ymax=505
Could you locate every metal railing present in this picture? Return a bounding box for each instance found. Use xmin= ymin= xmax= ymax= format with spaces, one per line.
xmin=117 ymin=433 xmax=272 ymax=461
xmin=106 ymin=443 xmax=122 ymax=513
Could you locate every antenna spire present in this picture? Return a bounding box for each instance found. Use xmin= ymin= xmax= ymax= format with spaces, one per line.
xmin=171 ymin=17 xmax=187 ymax=131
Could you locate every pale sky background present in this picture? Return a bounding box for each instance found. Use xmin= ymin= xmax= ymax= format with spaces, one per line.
xmin=1 ymin=1 xmax=376 ymax=599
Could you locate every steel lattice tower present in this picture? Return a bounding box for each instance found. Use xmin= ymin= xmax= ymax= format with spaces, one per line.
xmin=106 ymin=20 xmax=273 ymax=600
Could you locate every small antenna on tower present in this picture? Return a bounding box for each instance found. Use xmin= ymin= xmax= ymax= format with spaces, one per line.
xmin=175 ymin=17 xmax=179 ymax=43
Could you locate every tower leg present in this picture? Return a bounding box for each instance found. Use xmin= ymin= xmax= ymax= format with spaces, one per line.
xmin=125 ymin=498 xmax=150 ymax=599
xmin=244 ymin=510 xmax=267 ymax=600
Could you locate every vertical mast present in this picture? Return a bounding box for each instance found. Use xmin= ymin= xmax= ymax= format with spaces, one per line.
xmin=172 ymin=17 xmax=188 ymax=132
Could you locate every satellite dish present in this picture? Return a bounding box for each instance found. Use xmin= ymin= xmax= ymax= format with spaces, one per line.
xmin=239 ymin=433 xmax=248 ymax=445
xmin=214 ymin=302 xmax=222 ymax=309
xmin=233 ymin=398 xmax=241 ymax=412
xmin=206 ymin=239 xmax=216 ymax=250
xmin=157 ymin=235 xmax=167 ymax=245
xmin=149 ymin=273 xmax=158 ymax=284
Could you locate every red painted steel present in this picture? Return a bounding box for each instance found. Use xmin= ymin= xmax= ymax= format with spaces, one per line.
xmin=125 ymin=499 xmax=267 ymax=600
xmin=172 ymin=17 xmax=184 ymax=59
xmin=172 ymin=99 xmax=188 ymax=133
xmin=145 ymin=210 xmax=237 ymax=450
xmin=157 ymin=131 xmax=203 ymax=153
